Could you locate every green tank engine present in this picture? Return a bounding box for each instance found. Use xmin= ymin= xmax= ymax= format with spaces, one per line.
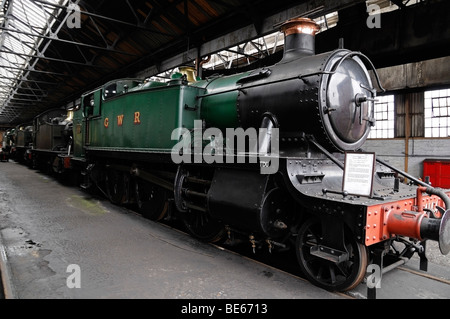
xmin=65 ymin=17 xmax=450 ymax=293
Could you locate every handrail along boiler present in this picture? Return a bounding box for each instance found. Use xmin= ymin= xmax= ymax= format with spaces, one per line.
xmin=53 ymin=17 xmax=450 ymax=292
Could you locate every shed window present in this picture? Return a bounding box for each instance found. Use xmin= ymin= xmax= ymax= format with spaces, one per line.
xmin=425 ymin=89 xmax=450 ymax=137
xmin=368 ymin=95 xmax=395 ymax=139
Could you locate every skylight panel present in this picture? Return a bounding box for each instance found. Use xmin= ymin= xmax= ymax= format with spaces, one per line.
xmin=0 ymin=0 xmax=68 ymax=117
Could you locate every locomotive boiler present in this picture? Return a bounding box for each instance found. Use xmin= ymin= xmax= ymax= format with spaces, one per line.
xmin=68 ymin=17 xmax=450 ymax=292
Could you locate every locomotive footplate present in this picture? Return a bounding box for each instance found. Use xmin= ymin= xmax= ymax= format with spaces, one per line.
xmin=310 ymin=245 xmax=348 ymax=263
xmin=283 ymin=156 xmax=366 ymax=241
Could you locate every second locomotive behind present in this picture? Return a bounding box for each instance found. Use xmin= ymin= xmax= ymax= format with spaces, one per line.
xmin=31 ymin=108 xmax=73 ymax=174
xmin=33 ymin=17 xmax=450 ymax=292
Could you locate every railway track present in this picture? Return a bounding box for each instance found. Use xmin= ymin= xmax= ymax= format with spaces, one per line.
xmin=398 ymin=266 xmax=450 ymax=285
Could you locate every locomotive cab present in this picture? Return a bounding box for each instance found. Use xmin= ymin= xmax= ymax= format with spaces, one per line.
xmin=103 ymin=79 xmax=142 ymax=100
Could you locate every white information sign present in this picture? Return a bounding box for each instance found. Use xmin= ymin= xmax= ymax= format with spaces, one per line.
xmin=342 ymin=152 xmax=375 ymax=197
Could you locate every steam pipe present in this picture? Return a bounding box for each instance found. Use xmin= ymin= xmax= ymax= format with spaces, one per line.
xmin=418 ymin=186 xmax=450 ymax=211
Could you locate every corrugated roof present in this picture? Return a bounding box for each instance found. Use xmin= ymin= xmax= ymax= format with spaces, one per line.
xmin=0 ymin=0 xmax=67 ymax=123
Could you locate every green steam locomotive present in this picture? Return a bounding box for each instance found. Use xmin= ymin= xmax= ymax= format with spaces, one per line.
xmin=24 ymin=17 xmax=450 ymax=293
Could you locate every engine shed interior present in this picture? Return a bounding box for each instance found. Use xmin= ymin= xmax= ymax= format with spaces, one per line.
xmin=0 ymin=0 xmax=450 ymax=300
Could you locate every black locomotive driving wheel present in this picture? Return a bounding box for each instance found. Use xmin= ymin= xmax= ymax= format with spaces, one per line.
xmin=175 ymin=166 xmax=225 ymax=243
xmin=296 ymin=217 xmax=368 ymax=291
xmin=105 ymin=169 xmax=125 ymax=205
xmin=183 ymin=210 xmax=225 ymax=243
xmin=135 ymin=179 xmax=168 ymax=221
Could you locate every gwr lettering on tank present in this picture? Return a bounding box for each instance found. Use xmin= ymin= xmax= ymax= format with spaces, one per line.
xmin=103 ymin=112 xmax=141 ymax=128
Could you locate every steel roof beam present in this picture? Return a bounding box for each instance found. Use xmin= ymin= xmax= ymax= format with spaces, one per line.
xmin=3 ymin=100 xmax=36 ymax=105
xmin=9 ymin=92 xmax=47 ymax=98
xmin=0 ymin=85 xmax=46 ymax=93
xmin=0 ymin=64 xmax=68 ymax=76
xmin=0 ymin=48 xmax=112 ymax=68
xmin=9 ymin=97 xmax=40 ymax=102
xmin=0 ymin=26 xmax=140 ymax=56
xmin=31 ymin=0 xmax=173 ymax=37
xmin=0 ymin=75 xmax=57 ymax=85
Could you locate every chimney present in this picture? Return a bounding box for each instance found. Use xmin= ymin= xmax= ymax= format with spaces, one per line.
xmin=280 ymin=17 xmax=320 ymax=61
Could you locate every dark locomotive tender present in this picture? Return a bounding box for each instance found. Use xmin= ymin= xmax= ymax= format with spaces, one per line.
xmin=19 ymin=17 xmax=450 ymax=292
xmin=1 ymin=129 xmax=14 ymax=162
xmin=30 ymin=108 xmax=73 ymax=174
xmin=13 ymin=124 xmax=33 ymax=164
xmin=2 ymin=124 xmax=34 ymax=164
